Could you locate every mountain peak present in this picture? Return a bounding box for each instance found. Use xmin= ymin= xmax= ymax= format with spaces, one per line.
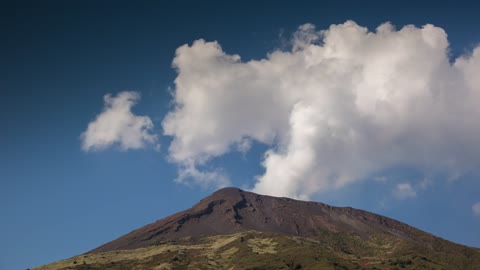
xmin=36 ymin=187 xmax=480 ymax=269
xmin=212 ymin=186 xmax=244 ymax=194
xmin=89 ymin=187 xmax=434 ymax=254
xmin=206 ymin=186 xmax=245 ymax=200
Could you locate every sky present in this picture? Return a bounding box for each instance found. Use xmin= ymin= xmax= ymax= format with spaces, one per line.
xmin=2 ymin=1 xmax=480 ymax=269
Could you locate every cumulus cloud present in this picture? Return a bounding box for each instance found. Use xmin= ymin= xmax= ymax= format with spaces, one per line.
xmin=473 ymin=202 xmax=480 ymax=217
xmin=163 ymin=21 xmax=480 ymax=198
xmin=82 ymin=91 xmax=158 ymax=151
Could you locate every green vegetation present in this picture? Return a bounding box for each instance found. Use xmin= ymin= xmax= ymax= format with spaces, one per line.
xmin=33 ymin=231 xmax=480 ymax=270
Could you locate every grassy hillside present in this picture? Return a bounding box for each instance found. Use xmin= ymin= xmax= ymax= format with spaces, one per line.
xmin=34 ymin=230 xmax=480 ymax=270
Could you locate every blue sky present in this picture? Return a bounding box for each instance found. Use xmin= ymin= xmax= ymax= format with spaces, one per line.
xmin=2 ymin=1 xmax=480 ymax=269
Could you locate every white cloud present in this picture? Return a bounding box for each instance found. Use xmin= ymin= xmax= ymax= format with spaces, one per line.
xmin=473 ymin=202 xmax=480 ymax=217
xmin=163 ymin=21 xmax=480 ymax=198
xmin=393 ymin=178 xmax=431 ymax=200
xmin=175 ymin=160 xmax=230 ymax=189
xmin=394 ymin=183 xmax=417 ymax=199
xmin=81 ymin=91 xmax=158 ymax=151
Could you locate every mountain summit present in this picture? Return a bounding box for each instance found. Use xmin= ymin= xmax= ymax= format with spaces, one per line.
xmin=90 ymin=187 xmax=429 ymax=254
xmin=35 ymin=187 xmax=480 ymax=269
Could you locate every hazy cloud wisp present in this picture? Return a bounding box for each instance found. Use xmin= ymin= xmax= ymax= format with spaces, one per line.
xmin=473 ymin=202 xmax=480 ymax=217
xmin=394 ymin=183 xmax=417 ymax=199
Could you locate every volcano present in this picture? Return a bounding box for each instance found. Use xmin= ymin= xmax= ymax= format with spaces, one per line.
xmin=35 ymin=187 xmax=480 ymax=270
xmin=90 ymin=187 xmax=432 ymax=253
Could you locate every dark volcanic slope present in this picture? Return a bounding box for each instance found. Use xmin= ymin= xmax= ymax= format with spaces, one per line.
xmin=90 ymin=187 xmax=444 ymax=254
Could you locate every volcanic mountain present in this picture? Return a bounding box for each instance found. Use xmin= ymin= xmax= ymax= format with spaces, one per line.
xmin=90 ymin=187 xmax=434 ymax=253
xmin=35 ymin=187 xmax=480 ymax=270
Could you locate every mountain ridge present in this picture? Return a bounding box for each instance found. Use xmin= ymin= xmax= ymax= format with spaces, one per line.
xmin=34 ymin=187 xmax=480 ymax=270
xmin=90 ymin=187 xmax=451 ymax=254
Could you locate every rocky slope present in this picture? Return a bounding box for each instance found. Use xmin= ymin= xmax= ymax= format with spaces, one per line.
xmin=90 ymin=187 xmax=440 ymax=253
xmin=34 ymin=187 xmax=480 ymax=269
